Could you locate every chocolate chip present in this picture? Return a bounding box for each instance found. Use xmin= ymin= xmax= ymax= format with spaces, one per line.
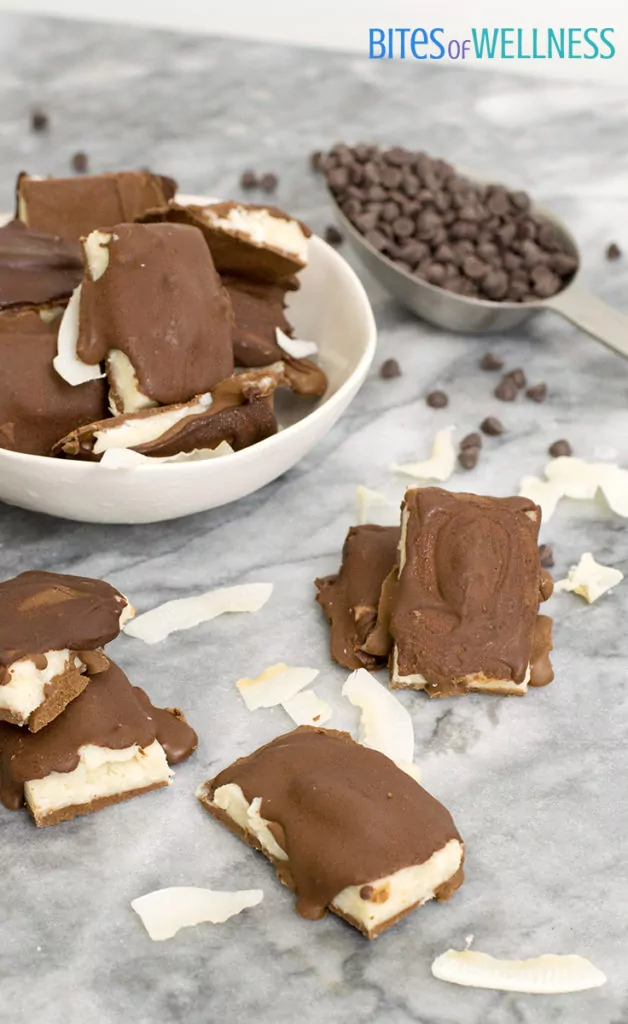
xmin=365 ymin=229 xmax=388 ymax=251
xmin=380 ymin=358 xmax=402 ymax=379
xmin=531 ymin=266 xmax=562 ymax=298
xmin=240 ymin=169 xmax=258 ymax=189
xmin=526 ymin=382 xmax=547 ymax=403
xmin=259 ymin=172 xmax=278 ymax=193
xmin=462 ymin=255 xmax=489 ymax=281
xmin=538 ymin=543 xmax=555 ymax=568
xmin=480 ymin=352 xmax=504 ymax=372
xmin=426 ymin=389 xmax=448 ymax=408
xmin=460 ymin=432 xmax=482 ymax=450
xmin=328 ymin=167 xmax=349 ymax=191
xmin=458 ymin=447 xmax=480 ymax=470
xmin=381 ymin=201 xmax=401 ymax=223
xmin=550 ymin=252 xmax=578 ymax=275
xmin=480 ymin=415 xmax=504 ymax=436
xmin=482 ymin=269 xmax=509 ymax=300
xmin=505 ymin=368 xmax=526 ymax=389
xmin=510 ymin=190 xmax=531 ymax=212
xmin=549 ymin=439 xmax=572 ymax=457
xmin=495 ymin=378 xmax=518 ymax=402
xmin=30 ymin=108 xmax=48 ymax=132
xmin=310 ymin=151 xmax=324 ymax=172
xmin=425 ymin=263 xmax=447 ymax=286
xmin=71 ymin=151 xmax=89 ymax=174
xmin=606 ymin=242 xmax=622 ymax=261
xmin=324 ymin=225 xmax=343 ymax=245
xmin=486 ymin=186 xmax=510 ymax=217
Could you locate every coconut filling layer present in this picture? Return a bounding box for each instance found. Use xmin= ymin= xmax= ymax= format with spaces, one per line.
xmin=92 ymin=393 xmax=212 ymax=454
xmin=25 ymin=740 xmax=172 ymax=815
xmin=201 ymin=206 xmax=309 ymax=262
xmin=107 ymin=350 xmax=157 ymax=415
xmin=391 ymin=505 xmax=531 ymax=694
xmin=0 ymin=649 xmax=83 ymax=721
xmin=209 ymin=782 xmax=463 ymax=935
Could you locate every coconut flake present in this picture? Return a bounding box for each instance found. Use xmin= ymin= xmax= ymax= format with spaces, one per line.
xmin=100 ymin=441 xmax=234 ymax=468
xmin=282 ymin=689 xmax=333 ymax=726
xmin=431 ymin=948 xmax=606 ymax=994
xmin=390 ymin=427 xmax=456 ymax=483
xmin=519 ymin=476 xmax=564 ymax=523
xmin=356 ymin=486 xmax=399 ymax=526
xmin=554 ymin=552 xmax=623 ymax=603
xmin=131 ymin=887 xmax=264 ymax=941
xmin=236 ymin=663 xmax=319 ymax=711
xmin=275 ymin=327 xmax=319 ymax=360
xmin=544 ymin=457 xmax=600 ymax=500
xmin=123 ymin=583 xmax=273 ymax=644
xmin=342 ymin=668 xmax=414 ymax=765
xmin=53 ymin=284 xmax=106 ymax=385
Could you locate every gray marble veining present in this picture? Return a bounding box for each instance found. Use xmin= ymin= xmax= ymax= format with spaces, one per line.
xmin=1 ymin=13 xmax=628 ymax=1024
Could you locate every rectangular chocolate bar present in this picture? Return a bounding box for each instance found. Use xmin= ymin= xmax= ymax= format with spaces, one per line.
xmin=390 ymin=487 xmax=552 ymax=696
xmin=0 ymin=310 xmax=108 ymax=456
xmin=69 ymin=222 xmax=234 ymax=414
xmin=315 ymin=525 xmax=400 ymax=671
xmin=0 ymin=571 xmax=131 ymax=730
xmin=0 ymin=661 xmax=197 ymax=826
xmin=17 ymin=170 xmax=176 ymax=242
xmin=0 ymin=219 xmax=82 ymax=312
xmin=197 ymin=726 xmax=464 ymax=938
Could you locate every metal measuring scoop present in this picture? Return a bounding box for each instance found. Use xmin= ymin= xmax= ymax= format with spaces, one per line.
xmin=330 ymin=188 xmax=628 ymax=358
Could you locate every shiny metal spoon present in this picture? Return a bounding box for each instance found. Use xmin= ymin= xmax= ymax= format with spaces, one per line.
xmin=330 ymin=187 xmax=628 ymax=358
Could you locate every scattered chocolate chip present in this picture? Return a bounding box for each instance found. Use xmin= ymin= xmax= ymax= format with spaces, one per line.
xmin=458 ymin=447 xmax=480 ymax=470
xmin=538 ymin=543 xmax=555 ymax=568
xmin=526 ymin=382 xmax=547 ymax=403
xmin=606 ymin=242 xmax=622 ymax=261
xmin=480 ymin=352 xmax=504 ymax=372
xmin=71 ymin=151 xmax=89 ymax=174
xmin=380 ymin=358 xmax=401 ymax=379
xmin=259 ymin=172 xmax=278 ymax=193
xmin=240 ymin=169 xmax=258 ymax=189
xmin=505 ymin=368 xmax=527 ymax=389
xmin=481 ymin=416 xmax=504 ymax=436
xmin=549 ymin=439 xmax=572 ymax=458
xmin=495 ymin=377 xmax=519 ymax=402
xmin=426 ymin=389 xmax=449 ymax=408
xmin=460 ymin=432 xmax=482 ymax=451
xmin=324 ymin=225 xmax=343 ymax=246
xmin=30 ymin=108 xmax=48 ymax=132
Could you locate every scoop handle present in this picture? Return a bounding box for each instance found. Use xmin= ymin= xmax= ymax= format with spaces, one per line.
xmin=544 ymin=283 xmax=628 ymax=360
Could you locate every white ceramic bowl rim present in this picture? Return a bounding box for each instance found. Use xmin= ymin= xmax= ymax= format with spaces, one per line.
xmin=0 ymin=195 xmax=377 ymax=476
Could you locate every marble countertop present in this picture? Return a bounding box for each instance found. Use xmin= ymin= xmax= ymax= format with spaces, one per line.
xmin=1 ymin=13 xmax=628 ymax=1024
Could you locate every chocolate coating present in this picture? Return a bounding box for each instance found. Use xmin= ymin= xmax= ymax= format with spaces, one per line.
xmin=0 ymin=219 xmax=82 ymax=311
xmin=0 ymin=310 xmax=108 ymax=455
xmin=530 ymin=614 xmax=554 ymax=687
xmin=392 ymin=488 xmax=542 ymax=692
xmin=0 ymin=660 xmax=197 ymax=809
xmin=17 ymin=170 xmax=176 ymax=242
xmin=76 ymin=222 xmax=234 ymax=407
xmin=315 ymin=525 xmax=400 ymax=670
xmin=0 ymin=571 xmax=127 ymax=670
xmin=207 ymin=726 xmax=462 ymax=921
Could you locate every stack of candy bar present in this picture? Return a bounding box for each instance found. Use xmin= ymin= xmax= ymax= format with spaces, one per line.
xmin=0 ymin=570 xmax=197 ymax=826
xmin=0 ymin=170 xmax=327 ymax=460
xmin=316 ymin=486 xmax=554 ymax=696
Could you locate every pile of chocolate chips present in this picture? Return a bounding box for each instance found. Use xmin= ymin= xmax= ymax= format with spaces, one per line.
xmin=319 ymin=144 xmax=578 ymax=303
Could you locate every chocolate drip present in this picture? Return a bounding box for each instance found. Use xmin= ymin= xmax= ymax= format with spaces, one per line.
xmin=392 ymin=488 xmax=542 ymax=689
xmin=208 ymin=726 xmax=461 ymax=921
xmin=0 ymin=571 xmax=127 ymax=668
xmin=18 ymin=170 xmax=176 ymax=242
xmin=76 ymin=222 xmax=234 ymax=407
xmin=0 ymin=310 xmax=108 ymax=456
xmin=316 ymin=525 xmax=400 ymax=671
xmin=0 ymin=220 xmax=82 ymax=310
xmin=0 ymin=661 xmax=197 ymax=809
xmin=223 ymin=274 xmax=295 ymax=367
xmin=529 ymin=615 xmax=554 ymax=687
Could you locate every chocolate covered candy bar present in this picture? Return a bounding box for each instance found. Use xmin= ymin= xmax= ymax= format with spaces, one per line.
xmin=0 ymin=310 xmax=108 ymax=455
xmin=0 ymin=660 xmax=197 ymax=826
xmin=0 ymin=219 xmax=82 ymax=312
xmin=391 ymin=487 xmax=553 ymax=696
xmin=0 ymin=571 xmax=131 ymax=731
xmin=224 ymin=275 xmax=327 ymax=398
xmin=315 ymin=525 xmax=400 ymax=671
xmin=141 ymin=201 xmax=310 ymax=284
xmin=65 ymin=222 xmax=234 ymax=413
xmin=54 ymin=370 xmax=280 ymax=460
xmin=17 ymin=170 xmax=176 ymax=242
xmin=197 ymin=726 xmax=464 ymax=938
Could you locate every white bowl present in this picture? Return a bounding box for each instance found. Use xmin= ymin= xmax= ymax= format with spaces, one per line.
xmin=0 ymin=196 xmax=376 ymax=523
